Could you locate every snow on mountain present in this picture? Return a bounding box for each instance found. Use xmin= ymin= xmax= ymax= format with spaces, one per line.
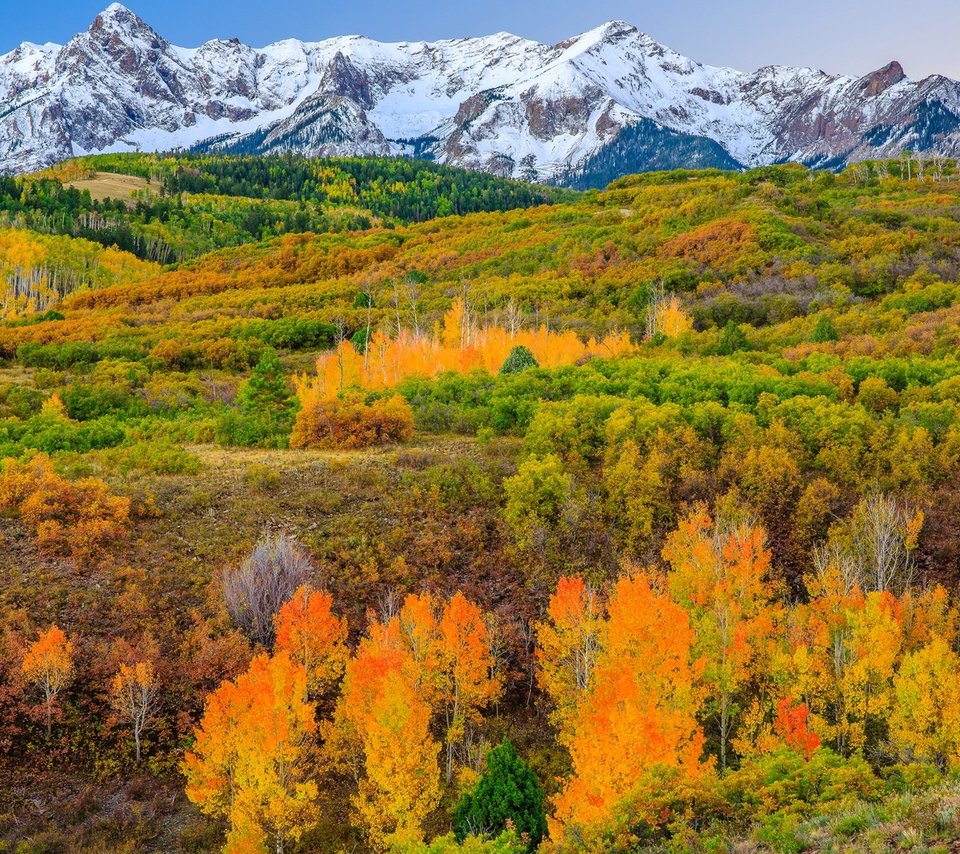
xmin=3 ymin=5 xmax=960 ymax=183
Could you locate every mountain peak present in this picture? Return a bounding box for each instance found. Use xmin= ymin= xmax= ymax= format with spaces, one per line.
xmin=90 ymin=3 xmax=155 ymax=37
xmin=858 ymin=60 xmax=907 ymax=96
xmin=554 ymin=20 xmax=641 ymax=53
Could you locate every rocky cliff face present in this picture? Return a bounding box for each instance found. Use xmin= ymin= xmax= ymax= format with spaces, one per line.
xmin=4 ymin=4 xmax=960 ymax=184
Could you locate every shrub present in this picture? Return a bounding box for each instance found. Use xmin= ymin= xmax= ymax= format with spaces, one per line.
xmin=453 ymin=741 xmax=546 ymax=850
xmin=721 ymin=748 xmax=882 ymax=823
xmin=290 ymin=393 xmax=415 ymax=450
xmin=716 ymin=321 xmax=749 ymax=355
xmin=857 ymin=376 xmax=899 ymax=412
xmin=222 ymin=532 xmax=312 ymax=648
xmin=232 ymin=317 xmax=336 ymax=350
xmin=0 ymin=454 xmax=131 ymax=560
xmin=62 ymin=383 xmax=145 ymax=421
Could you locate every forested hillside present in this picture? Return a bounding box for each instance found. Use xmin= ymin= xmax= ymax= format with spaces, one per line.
xmin=3 ymin=157 xmax=960 ymax=852
xmin=2 ymin=154 xmax=566 ymax=268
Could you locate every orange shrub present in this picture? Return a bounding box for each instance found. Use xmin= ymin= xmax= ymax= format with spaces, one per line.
xmin=290 ymin=393 xmax=414 ymax=450
xmin=0 ymin=454 xmax=131 ymax=560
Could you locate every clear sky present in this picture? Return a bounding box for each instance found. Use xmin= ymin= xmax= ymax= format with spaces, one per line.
xmin=6 ymin=0 xmax=960 ymax=81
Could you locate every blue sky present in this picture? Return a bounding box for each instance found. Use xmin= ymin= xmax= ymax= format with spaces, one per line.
xmin=7 ymin=1 xmax=960 ymax=80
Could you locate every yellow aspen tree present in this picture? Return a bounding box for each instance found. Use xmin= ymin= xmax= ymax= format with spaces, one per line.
xmin=889 ymin=635 xmax=960 ymax=769
xmin=110 ymin=660 xmax=160 ymax=763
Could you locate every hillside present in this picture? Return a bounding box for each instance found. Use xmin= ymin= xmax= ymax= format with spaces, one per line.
xmin=3 ymin=157 xmax=960 ymax=852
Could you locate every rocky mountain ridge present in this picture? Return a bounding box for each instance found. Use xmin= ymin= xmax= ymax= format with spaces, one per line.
xmin=3 ymin=4 xmax=960 ymax=184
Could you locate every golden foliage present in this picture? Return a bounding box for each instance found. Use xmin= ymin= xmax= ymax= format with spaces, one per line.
xmin=290 ymin=392 xmax=415 ymax=450
xmin=549 ymin=572 xmax=706 ymax=837
xmin=0 ymin=454 xmax=131 ymax=560
xmin=183 ymin=652 xmax=319 ymax=853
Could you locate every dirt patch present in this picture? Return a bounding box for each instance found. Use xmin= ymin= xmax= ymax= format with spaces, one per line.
xmin=64 ymin=172 xmax=150 ymax=203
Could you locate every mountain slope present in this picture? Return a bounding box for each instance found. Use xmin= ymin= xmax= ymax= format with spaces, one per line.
xmin=4 ymin=5 xmax=960 ymax=183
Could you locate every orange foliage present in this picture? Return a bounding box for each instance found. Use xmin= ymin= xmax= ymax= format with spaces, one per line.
xmin=550 ymin=573 xmax=706 ymax=836
xmin=290 ymin=392 xmax=414 ymax=450
xmin=274 ymin=585 xmax=348 ymax=699
xmin=774 ymin=699 xmax=820 ymax=759
xmin=21 ymin=625 xmax=74 ymax=738
xmin=663 ymin=507 xmax=777 ymax=770
xmin=296 ymin=298 xmax=635 ymax=403
xmin=327 ymin=589 xmax=500 ymax=845
xmin=0 ymin=454 xmax=130 ymax=560
xmin=336 ymin=618 xmax=441 ymax=848
xmin=536 ymin=576 xmax=604 ymax=739
xmin=183 ymin=652 xmax=318 ymax=853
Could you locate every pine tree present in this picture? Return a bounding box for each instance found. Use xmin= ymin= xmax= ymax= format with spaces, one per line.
xmin=453 ymin=740 xmax=546 ymax=849
xmin=499 ymin=345 xmax=539 ymax=375
xmin=238 ymin=347 xmax=293 ymax=419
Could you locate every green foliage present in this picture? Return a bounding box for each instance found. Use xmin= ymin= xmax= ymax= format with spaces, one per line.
xmin=394 ymin=830 xmax=527 ymax=853
xmin=722 ymin=749 xmax=883 ymax=823
xmin=8 ymin=153 xmax=568 ymax=263
xmin=499 ymin=346 xmax=539 ymax=375
xmin=503 ymin=454 xmax=573 ymax=552
xmin=809 ymin=314 xmax=839 ymax=343
xmin=453 ymin=741 xmax=546 ymax=849
xmin=716 ymin=321 xmax=749 ymax=355
xmin=237 ymin=348 xmax=293 ymax=420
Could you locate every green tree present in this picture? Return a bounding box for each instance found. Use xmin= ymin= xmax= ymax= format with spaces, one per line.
xmin=453 ymin=741 xmax=546 ymax=850
xmin=237 ymin=347 xmax=293 ymax=419
xmin=809 ymin=314 xmax=839 ymax=343
xmin=220 ymin=347 xmax=297 ymax=447
xmin=716 ymin=321 xmax=749 ymax=355
xmin=500 ymin=346 xmax=539 ymax=375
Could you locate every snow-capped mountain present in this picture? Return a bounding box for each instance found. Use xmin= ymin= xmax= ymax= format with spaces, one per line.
xmin=4 ymin=4 xmax=960 ymax=184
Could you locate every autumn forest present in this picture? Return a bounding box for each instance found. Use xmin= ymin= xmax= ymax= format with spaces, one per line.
xmin=3 ymin=153 xmax=960 ymax=852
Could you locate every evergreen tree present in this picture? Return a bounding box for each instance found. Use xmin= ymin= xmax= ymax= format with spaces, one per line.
xmin=237 ymin=348 xmax=293 ymax=418
xmin=810 ymin=314 xmax=839 ymax=343
xmin=453 ymin=740 xmax=546 ymax=849
xmin=716 ymin=321 xmax=749 ymax=355
xmin=500 ymin=345 xmax=539 ymax=375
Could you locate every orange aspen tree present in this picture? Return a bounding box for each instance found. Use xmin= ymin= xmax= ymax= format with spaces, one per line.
xmin=183 ymin=652 xmax=319 ymax=854
xmin=274 ymin=585 xmax=348 ymax=700
xmin=663 ymin=507 xmax=777 ymax=771
xmin=21 ymin=625 xmax=74 ymax=739
xmin=336 ymin=619 xmax=441 ymax=849
xmin=394 ymin=591 xmax=501 ymax=782
xmin=551 ymin=573 xmax=705 ymax=835
xmin=110 ymin=660 xmax=159 ymax=763
xmin=773 ymin=699 xmax=820 ymax=759
xmin=295 ymin=298 xmax=636 ymax=405
xmin=535 ymin=576 xmax=604 ymax=740
xmin=436 ymin=592 xmax=502 ymax=782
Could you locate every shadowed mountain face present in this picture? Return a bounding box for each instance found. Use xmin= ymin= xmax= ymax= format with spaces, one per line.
xmin=3 ymin=4 xmax=960 ymax=184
